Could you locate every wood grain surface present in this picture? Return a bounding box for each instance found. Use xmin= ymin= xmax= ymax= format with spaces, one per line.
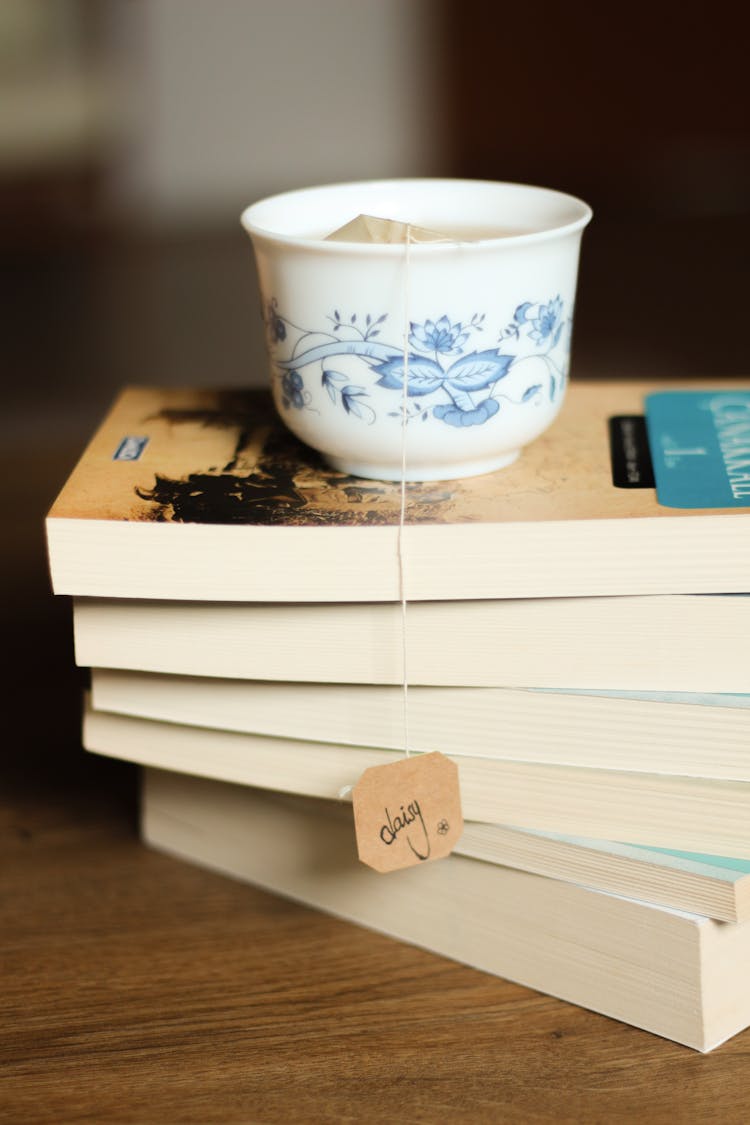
xmin=3 ymin=765 xmax=750 ymax=1125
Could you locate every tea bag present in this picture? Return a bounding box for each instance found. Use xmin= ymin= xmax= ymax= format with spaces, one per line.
xmin=325 ymin=214 xmax=451 ymax=243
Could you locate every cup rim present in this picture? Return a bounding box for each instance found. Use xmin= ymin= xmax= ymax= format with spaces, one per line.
xmin=240 ymin=178 xmax=593 ymax=253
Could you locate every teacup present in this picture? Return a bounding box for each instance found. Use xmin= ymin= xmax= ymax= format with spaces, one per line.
xmin=241 ymin=179 xmax=592 ymax=481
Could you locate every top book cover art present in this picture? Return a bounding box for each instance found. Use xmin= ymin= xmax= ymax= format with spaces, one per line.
xmin=47 ymin=380 xmax=750 ymax=528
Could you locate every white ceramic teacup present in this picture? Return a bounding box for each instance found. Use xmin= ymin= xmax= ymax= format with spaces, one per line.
xmin=241 ymin=179 xmax=592 ymax=481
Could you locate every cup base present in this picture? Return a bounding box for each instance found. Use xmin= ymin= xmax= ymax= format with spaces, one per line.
xmin=325 ymin=449 xmax=521 ymax=482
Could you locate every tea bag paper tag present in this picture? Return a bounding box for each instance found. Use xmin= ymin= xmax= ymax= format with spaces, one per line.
xmin=325 ymin=214 xmax=451 ymax=244
xmin=351 ymin=752 xmax=463 ymax=873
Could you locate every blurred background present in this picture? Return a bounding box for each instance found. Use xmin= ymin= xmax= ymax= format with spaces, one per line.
xmin=3 ymin=0 xmax=748 ymax=795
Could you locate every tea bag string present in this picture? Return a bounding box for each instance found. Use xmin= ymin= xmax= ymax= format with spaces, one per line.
xmin=337 ymin=223 xmax=413 ymax=801
xmin=398 ymin=225 xmax=413 ymax=757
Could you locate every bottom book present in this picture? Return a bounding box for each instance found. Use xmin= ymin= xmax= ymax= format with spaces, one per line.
xmin=142 ymin=767 xmax=750 ymax=1053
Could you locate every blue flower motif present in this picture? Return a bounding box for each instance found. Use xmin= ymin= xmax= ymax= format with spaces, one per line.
xmin=269 ymin=297 xmax=562 ymax=431
xmin=266 ymin=300 xmax=286 ymax=343
xmin=281 ymin=370 xmax=304 ymax=409
xmin=433 ymin=397 xmax=500 ymax=427
xmin=409 ymin=316 xmax=470 ymax=356
xmin=517 ymin=296 xmax=564 ymax=346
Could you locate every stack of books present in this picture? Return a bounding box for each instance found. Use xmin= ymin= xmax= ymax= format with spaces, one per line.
xmin=46 ymin=380 xmax=750 ymax=1052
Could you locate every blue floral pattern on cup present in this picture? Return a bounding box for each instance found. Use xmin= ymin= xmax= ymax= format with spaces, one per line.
xmin=264 ymin=297 xmax=570 ymax=428
xmin=280 ymin=370 xmax=305 ymax=410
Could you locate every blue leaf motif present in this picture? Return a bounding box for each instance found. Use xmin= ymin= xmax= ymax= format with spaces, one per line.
xmin=373 ymin=355 xmax=444 ymax=396
xmin=322 ymin=368 xmax=349 ymax=403
xmin=341 ymin=386 xmax=375 ymax=423
xmin=443 ymin=351 xmax=514 ymax=392
xmin=373 ymin=366 xmax=405 ymax=391
xmin=522 ymin=383 xmax=542 ymax=402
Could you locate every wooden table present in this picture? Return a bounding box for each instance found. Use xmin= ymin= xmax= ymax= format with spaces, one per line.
xmin=4 ymin=753 xmax=750 ymax=1124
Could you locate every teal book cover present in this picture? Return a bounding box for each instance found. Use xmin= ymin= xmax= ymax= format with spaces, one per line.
xmin=646 ymin=390 xmax=750 ymax=508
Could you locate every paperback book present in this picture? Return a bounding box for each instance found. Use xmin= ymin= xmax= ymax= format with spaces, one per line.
xmin=47 ymin=381 xmax=750 ymax=602
xmin=90 ymin=668 xmax=750 ymax=780
xmin=75 ymin=592 xmax=750 ymax=692
xmin=142 ymin=768 xmax=750 ymax=1052
xmin=457 ymin=822 xmax=750 ymax=923
xmin=83 ymin=702 xmax=750 ymax=858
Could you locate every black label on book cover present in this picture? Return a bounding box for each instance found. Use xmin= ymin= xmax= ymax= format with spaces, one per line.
xmin=609 ymin=416 xmax=655 ymax=489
